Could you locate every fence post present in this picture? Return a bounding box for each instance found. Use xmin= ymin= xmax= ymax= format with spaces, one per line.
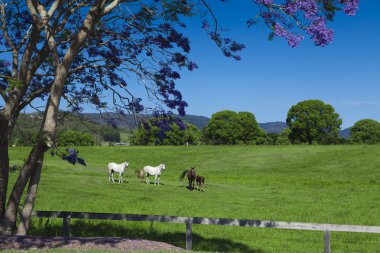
xmin=186 ymin=217 xmax=193 ymax=251
xmin=324 ymin=230 xmax=331 ymax=253
xmin=62 ymin=215 xmax=70 ymax=237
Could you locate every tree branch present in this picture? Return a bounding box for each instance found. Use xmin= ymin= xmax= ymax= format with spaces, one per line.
xmin=25 ymin=0 xmax=39 ymax=18
xmin=0 ymin=3 xmax=16 ymax=51
xmin=18 ymin=85 xmax=52 ymax=112
xmin=102 ymin=0 xmax=121 ymax=15
xmin=47 ymin=0 xmax=62 ymax=18
xmin=37 ymin=3 xmax=60 ymax=68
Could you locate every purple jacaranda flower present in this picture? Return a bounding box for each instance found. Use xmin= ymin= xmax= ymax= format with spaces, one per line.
xmin=307 ymin=17 xmax=334 ymax=47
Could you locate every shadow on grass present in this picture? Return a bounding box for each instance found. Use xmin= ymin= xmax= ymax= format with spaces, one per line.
xmin=28 ymin=219 xmax=264 ymax=253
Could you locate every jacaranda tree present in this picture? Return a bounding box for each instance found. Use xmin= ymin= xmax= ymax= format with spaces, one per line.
xmin=0 ymin=0 xmax=359 ymax=235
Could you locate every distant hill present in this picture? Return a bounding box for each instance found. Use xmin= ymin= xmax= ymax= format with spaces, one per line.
xmin=82 ymin=112 xmax=210 ymax=130
xmin=83 ymin=113 xmax=291 ymax=133
xmin=18 ymin=112 xmax=352 ymax=137
xmin=82 ymin=113 xmax=138 ymax=131
xmin=259 ymin=122 xmax=288 ymax=134
xmin=339 ymin=128 xmax=351 ymax=139
xmin=178 ymin=114 xmax=210 ymax=129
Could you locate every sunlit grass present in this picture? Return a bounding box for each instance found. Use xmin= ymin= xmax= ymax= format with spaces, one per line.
xmin=7 ymin=145 xmax=380 ymax=252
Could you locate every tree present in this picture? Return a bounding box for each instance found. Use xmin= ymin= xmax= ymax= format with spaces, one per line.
xmin=349 ymin=119 xmax=380 ymax=144
xmin=0 ymin=0 xmax=359 ymax=235
xmin=204 ymin=110 xmax=243 ymax=145
xmin=204 ymin=110 xmax=262 ymax=145
xmin=131 ymin=112 xmax=200 ymax=145
xmin=277 ymin=128 xmax=291 ymax=145
xmin=100 ymin=126 xmax=120 ymax=143
xmin=286 ymin=100 xmax=342 ymax=144
xmin=238 ymin=112 xmax=261 ymax=144
xmin=57 ymin=130 xmax=95 ymax=146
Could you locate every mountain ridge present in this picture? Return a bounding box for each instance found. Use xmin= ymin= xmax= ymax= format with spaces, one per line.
xmin=82 ymin=113 xmax=350 ymax=137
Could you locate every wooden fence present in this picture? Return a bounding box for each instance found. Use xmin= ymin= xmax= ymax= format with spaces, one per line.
xmin=32 ymin=211 xmax=380 ymax=253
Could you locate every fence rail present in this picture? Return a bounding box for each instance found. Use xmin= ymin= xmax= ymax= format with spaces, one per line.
xmin=32 ymin=211 xmax=380 ymax=252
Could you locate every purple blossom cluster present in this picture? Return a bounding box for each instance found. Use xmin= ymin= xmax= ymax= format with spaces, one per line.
xmin=306 ymin=17 xmax=334 ymax=46
xmin=340 ymin=0 xmax=360 ymax=15
xmin=128 ymin=98 xmax=144 ymax=114
xmin=201 ymin=19 xmax=245 ymax=60
xmin=274 ymin=23 xmax=304 ymax=48
xmin=154 ymin=65 xmax=188 ymax=116
xmin=51 ymin=148 xmax=86 ymax=166
xmin=254 ymin=0 xmax=359 ymax=47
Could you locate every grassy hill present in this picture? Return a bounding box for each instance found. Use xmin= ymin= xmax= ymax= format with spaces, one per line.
xmin=7 ymin=145 xmax=380 ymax=252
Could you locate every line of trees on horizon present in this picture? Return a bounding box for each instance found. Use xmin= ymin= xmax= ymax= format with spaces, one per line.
xmin=10 ymin=100 xmax=380 ymax=147
xmin=130 ymin=99 xmax=380 ymax=146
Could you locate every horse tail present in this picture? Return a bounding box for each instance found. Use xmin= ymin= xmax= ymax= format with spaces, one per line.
xmin=178 ymin=170 xmax=188 ymax=181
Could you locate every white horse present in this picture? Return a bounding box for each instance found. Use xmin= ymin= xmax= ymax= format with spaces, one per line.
xmin=143 ymin=163 xmax=166 ymax=185
xmin=108 ymin=160 xmax=129 ymax=183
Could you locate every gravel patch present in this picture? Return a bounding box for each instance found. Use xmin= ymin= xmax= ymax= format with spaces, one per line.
xmin=0 ymin=236 xmax=184 ymax=252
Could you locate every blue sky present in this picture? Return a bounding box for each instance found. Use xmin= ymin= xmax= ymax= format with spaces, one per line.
xmin=174 ymin=0 xmax=380 ymax=129
xmin=2 ymin=1 xmax=378 ymax=129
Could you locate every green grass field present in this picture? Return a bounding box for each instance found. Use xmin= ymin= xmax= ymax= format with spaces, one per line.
xmin=7 ymin=145 xmax=380 ymax=252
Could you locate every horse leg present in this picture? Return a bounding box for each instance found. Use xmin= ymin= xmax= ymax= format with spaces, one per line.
xmin=145 ymin=174 xmax=149 ymax=184
xmin=110 ymin=171 xmax=115 ymax=183
xmin=119 ymin=172 xmax=122 ymax=183
xmin=157 ymin=175 xmax=160 ymax=185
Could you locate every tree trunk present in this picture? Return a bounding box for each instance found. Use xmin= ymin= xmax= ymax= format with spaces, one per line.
xmin=0 ymin=132 xmax=9 ymax=222
xmin=16 ymin=155 xmax=43 ymax=236
xmin=0 ymin=64 xmax=70 ymax=235
xmin=0 ymin=3 xmax=105 ymax=235
xmin=0 ymin=112 xmax=17 ymax=224
xmin=0 ymin=142 xmax=47 ymax=235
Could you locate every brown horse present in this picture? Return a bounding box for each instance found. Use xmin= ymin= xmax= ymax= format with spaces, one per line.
xmin=196 ymin=175 xmax=205 ymax=191
xmin=135 ymin=169 xmax=145 ymax=182
xmin=179 ymin=167 xmax=196 ymax=190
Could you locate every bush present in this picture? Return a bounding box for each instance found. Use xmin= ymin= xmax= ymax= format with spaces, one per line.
xmin=57 ymin=130 xmax=95 ymax=146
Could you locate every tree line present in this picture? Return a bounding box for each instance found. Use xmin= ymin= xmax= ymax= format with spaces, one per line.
xmin=10 ymin=113 xmax=120 ymax=147
xmin=132 ymin=100 xmax=380 ymax=146
xmin=11 ymin=100 xmax=380 ymax=147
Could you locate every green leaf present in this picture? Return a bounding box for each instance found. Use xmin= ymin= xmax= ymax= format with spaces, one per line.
xmin=5 ymin=78 xmax=23 ymax=92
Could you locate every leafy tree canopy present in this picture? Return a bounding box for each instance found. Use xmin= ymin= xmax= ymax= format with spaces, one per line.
xmin=349 ymin=119 xmax=380 ymax=144
xmin=57 ymin=130 xmax=95 ymax=146
xmin=286 ymin=99 xmax=342 ymax=144
xmin=205 ymin=110 xmax=262 ymax=145
xmin=277 ymin=128 xmax=291 ymax=145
